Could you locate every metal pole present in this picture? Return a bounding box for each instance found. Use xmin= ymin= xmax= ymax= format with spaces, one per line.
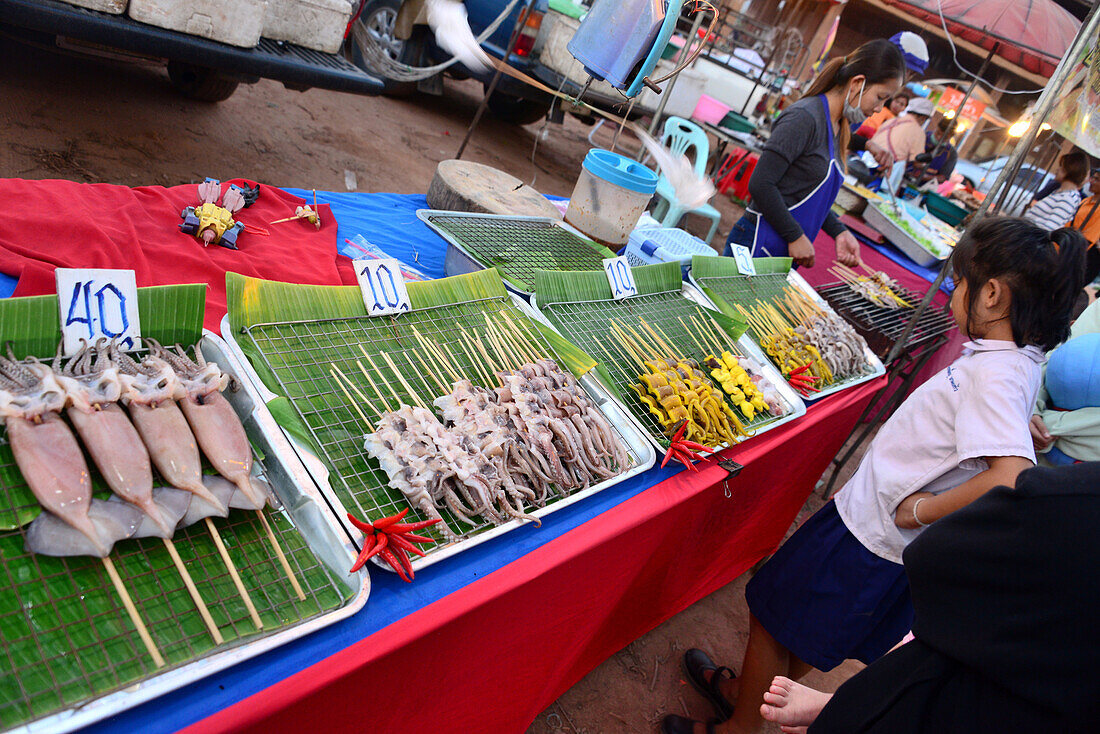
xmin=917 ymin=43 xmax=997 ymax=183
xmin=645 ymin=5 xmax=706 ymax=142
xmin=455 ymin=0 xmax=536 ymax=160
xmin=884 ymin=3 xmax=1100 ymax=365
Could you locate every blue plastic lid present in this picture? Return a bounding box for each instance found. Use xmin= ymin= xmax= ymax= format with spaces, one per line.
xmin=582 ymin=149 xmax=658 ymax=194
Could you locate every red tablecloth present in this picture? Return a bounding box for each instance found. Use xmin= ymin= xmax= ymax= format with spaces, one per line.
xmin=0 ymin=178 xmax=357 ymax=333
xmin=184 ymin=378 xmax=884 ymax=734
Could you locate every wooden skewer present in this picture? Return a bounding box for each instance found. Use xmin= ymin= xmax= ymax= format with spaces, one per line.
xmin=607 ymin=328 xmax=645 ymax=369
xmin=495 ymin=316 xmax=534 ymax=364
xmin=678 ymin=317 xmax=711 ymax=356
xmin=483 ymin=321 xmax=517 ymax=370
xmin=256 ymin=510 xmax=306 ymax=601
xmin=360 ymin=353 xmax=421 ymax=409
xmin=484 ymin=315 xmax=525 ymax=367
xmin=499 ymin=312 xmax=543 ymax=359
xmin=102 ymin=556 xmax=165 ymax=667
xmin=639 ymin=320 xmax=677 ymax=360
xmin=408 ymin=350 xmax=450 ymax=396
xmin=458 ymin=327 xmax=496 ymax=386
xmin=162 ymin=538 xmax=223 ymax=644
xmin=471 ymin=331 xmax=502 ymax=376
xmin=381 ymin=352 xmax=428 ymax=409
xmin=330 ymin=366 xmax=377 ymax=430
xmin=453 ymin=333 xmax=486 ymax=385
xmin=410 ymin=327 xmax=461 ymax=383
xmin=204 ymin=518 xmax=263 ymax=629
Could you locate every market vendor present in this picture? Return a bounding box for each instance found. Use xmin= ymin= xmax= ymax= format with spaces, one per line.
xmin=1071 ymin=168 xmax=1100 ymax=283
xmin=854 ymin=91 xmax=911 ymax=138
xmin=870 ymin=97 xmax=935 ymax=193
xmin=910 ymin=118 xmax=958 ymax=184
xmin=849 ymin=32 xmax=929 ymax=168
xmin=723 ymin=39 xmax=906 ymax=268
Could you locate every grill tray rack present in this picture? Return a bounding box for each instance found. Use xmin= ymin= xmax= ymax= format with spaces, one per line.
xmin=528 ymin=283 xmax=806 ymax=454
xmin=815 ymin=282 xmax=957 ymax=361
xmin=221 ymin=287 xmax=655 ymax=574
xmin=688 ymin=264 xmax=886 ymax=400
xmin=418 ymin=210 xmax=618 ymax=298
xmin=1 ymin=333 xmax=366 ymax=734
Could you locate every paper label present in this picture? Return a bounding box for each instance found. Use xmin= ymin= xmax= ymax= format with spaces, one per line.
xmin=55 ymin=268 xmax=142 ymax=356
xmin=353 ymin=258 xmax=411 ymax=316
xmin=603 ymin=256 xmax=638 ymax=300
xmin=730 ymin=245 xmax=757 ymax=275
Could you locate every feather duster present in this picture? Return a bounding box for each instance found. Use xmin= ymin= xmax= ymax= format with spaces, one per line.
xmin=635 ymin=127 xmax=716 ymax=212
xmin=424 ymin=0 xmax=494 ymax=75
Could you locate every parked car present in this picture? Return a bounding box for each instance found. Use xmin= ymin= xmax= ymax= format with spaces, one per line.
xmin=346 ymin=0 xmax=643 ymax=125
xmin=953 ymin=155 xmax=1053 ymax=216
xmin=0 ymin=0 xmax=384 ymax=102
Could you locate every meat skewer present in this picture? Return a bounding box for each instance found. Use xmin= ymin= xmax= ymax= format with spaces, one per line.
xmin=113 ymin=345 xmax=264 ymax=628
xmin=0 ymin=347 xmax=163 ymax=667
xmin=151 ymin=340 xmax=305 ymax=601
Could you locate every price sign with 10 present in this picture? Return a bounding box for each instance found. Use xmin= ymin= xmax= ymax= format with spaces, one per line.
xmin=353 ymin=258 xmax=412 ymax=317
xmin=730 ymin=245 xmax=756 ymax=276
xmin=603 ymin=256 xmax=638 ymax=300
xmin=55 ymin=268 xmax=142 ymax=357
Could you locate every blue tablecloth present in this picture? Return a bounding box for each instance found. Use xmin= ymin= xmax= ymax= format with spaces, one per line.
xmin=87 ymin=190 xmax=684 ymax=734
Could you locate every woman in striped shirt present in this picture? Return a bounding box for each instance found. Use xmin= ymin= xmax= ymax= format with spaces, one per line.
xmin=1025 ymin=151 xmax=1088 ymax=230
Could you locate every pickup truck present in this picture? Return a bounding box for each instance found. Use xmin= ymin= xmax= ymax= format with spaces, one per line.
xmin=347 ymin=0 xmax=643 ymax=125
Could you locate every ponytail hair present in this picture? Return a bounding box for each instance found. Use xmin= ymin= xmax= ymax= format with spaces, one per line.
xmin=802 ymin=39 xmax=906 ymax=161
xmin=951 ymin=217 xmax=1088 ymax=352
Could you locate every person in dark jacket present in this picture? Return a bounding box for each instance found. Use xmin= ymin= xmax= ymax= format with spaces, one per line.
xmin=759 ymin=461 xmax=1100 ymax=734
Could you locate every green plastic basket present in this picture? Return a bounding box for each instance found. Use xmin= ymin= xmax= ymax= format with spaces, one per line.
xmin=719 ymin=111 xmax=756 ymax=134
xmin=922 ymin=192 xmax=967 ymax=226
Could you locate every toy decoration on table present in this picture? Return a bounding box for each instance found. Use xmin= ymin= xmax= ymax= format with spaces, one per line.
xmin=270 ymin=189 xmax=322 ymax=230
xmin=736 ymin=287 xmax=873 ymax=397
xmin=828 ymin=262 xmax=911 ymax=309
xmin=179 ymin=178 xmax=260 ymax=249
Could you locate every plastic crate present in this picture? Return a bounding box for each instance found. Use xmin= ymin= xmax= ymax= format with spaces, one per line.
xmin=623 ymin=228 xmax=716 ymax=277
xmin=719 ymin=111 xmax=755 ymax=134
xmin=922 ymin=192 xmax=967 ymax=226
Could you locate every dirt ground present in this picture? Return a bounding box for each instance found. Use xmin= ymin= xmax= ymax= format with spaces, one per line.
xmin=0 ymin=40 xmax=873 ymax=733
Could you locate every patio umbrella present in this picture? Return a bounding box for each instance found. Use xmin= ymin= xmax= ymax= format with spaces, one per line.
xmin=880 ymin=0 xmax=1081 ymax=77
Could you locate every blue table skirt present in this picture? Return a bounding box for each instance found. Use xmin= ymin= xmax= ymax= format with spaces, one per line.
xmin=86 ymin=190 xmax=685 ymax=734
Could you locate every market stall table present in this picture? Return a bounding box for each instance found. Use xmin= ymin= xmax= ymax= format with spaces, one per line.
xmin=0 ymin=182 xmax=882 ymax=733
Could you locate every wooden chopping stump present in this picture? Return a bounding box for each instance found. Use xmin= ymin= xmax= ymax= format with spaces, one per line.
xmin=426 ymin=159 xmax=563 ymax=219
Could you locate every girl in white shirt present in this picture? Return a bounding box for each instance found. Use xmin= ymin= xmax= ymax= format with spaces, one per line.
xmin=666 ymin=218 xmax=1087 ymax=734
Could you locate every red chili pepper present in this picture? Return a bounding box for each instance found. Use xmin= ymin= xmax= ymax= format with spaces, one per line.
xmin=386 ymin=518 xmax=442 ymax=533
xmin=676 ymin=447 xmax=707 ymax=462
xmin=378 ymin=546 xmax=411 ymax=582
xmin=789 ymin=363 xmax=811 ymax=376
xmin=389 ymin=544 xmax=416 ymax=579
xmin=346 ymin=512 xmax=374 ymax=533
xmin=673 ymin=448 xmax=699 ymax=472
xmin=373 ymin=508 xmax=409 ymax=531
xmin=397 ymin=532 xmax=436 ymax=544
xmin=661 ymin=446 xmax=675 ymax=468
xmin=671 ymin=419 xmax=689 ymax=444
xmin=349 ymin=533 xmax=388 ymax=573
xmin=677 ymin=440 xmax=712 ymax=452
xmin=388 ymin=532 xmax=427 ymax=557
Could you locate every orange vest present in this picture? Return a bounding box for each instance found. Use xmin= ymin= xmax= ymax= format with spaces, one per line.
xmin=1072 ymin=196 xmax=1100 ymax=248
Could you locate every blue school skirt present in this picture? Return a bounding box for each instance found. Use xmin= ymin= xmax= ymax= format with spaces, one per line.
xmin=746 ymin=501 xmax=914 ymax=672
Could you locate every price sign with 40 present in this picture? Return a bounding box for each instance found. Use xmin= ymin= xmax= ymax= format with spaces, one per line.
xmin=55 ymin=268 xmax=142 ymax=356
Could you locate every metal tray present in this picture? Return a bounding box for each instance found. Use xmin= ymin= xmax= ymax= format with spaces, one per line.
xmin=863 ymin=203 xmax=948 ymax=268
xmin=418 ymin=210 xmax=615 ymax=299
xmin=6 ymin=332 xmax=368 ymax=734
xmin=688 ymin=269 xmax=887 ymax=401
xmin=218 ymin=304 xmax=656 ymax=575
xmin=527 ymin=284 xmax=807 ymax=456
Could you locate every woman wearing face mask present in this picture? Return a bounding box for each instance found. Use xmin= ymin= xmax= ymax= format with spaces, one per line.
xmin=724 ymin=40 xmax=906 ymax=268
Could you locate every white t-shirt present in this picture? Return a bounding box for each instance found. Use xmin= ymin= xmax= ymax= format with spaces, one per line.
xmin=835 ymin=339 xmax=1044 ymax=563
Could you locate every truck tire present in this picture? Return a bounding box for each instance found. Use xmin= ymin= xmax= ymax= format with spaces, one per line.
xmin=345 ymin=0 xmax=426 ymax=96
xmin=485 ymin=89 xmax=551 ymax=126
xmin=167 ymin=62 xmax=240 ymax=102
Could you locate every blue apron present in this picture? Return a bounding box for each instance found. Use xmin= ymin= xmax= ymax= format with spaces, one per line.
xmin=745 ymin=95 xmax=844 ymax=258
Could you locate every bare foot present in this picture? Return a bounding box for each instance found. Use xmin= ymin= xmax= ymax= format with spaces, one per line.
xmin=759 ymin=676 xmax=832 ymax=731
